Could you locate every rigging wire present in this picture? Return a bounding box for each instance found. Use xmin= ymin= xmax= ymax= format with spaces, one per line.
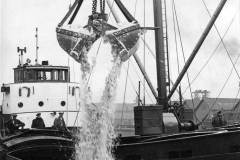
xmin=72 ymin=58 xmax=80 ymax=126
xmin=69 ymin=0 xmax=72 ymax=9
xmin=122 ymin=62 xmax=155 ymax=104
xmin=233 ymin=95 xmax=240 ymax=122
xmin=143 ymin=0 xmax=146 ymax=105
xmin=107 ymin=0 xmax=116 ymax=21
xmin=232 ymin=86 xmax=240 ymax=119
xmin=120 ymin=60 xmax=130 ymax=127
xmin=182 ymin=13 xmax=237 ymax=95
xmin=171 ymin=0 xmax=181 ymax=100
xmin=172 ymin=0 xmax=198 ymax=121
xmin=201 ymin=0 xmax=240 ymax=80
xmin=133 ymin=0 xmax=138 ymax=16
xmin=120 ymin=0 xmax=139 ymax=127
xmin=129 ymin=58 xmax=154 ymax=103
xmin=66 ymin=57 xmax=70 ymax=125
xmin=141 ymin=37 xmax=156 ymax=59
xmin=201 ymin=53 xmax=240 ymax=123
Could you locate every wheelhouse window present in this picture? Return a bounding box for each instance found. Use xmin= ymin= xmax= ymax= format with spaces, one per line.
xmin=37 ymin=71 xmax=51 ymax=80
xmin=52 ymin=70 xmax=59 ymax=80
xmin=59 ymin=70 xmax=67 ymax=81
xmin=14 ymin=67 xmax=69 ymax=83
xmin=14 ymin=69 xmax=24 ymax=82
xmin=24 ymin=70 xmax=35 ymax=81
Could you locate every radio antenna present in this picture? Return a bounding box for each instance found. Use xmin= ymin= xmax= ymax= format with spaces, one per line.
xmin=35 ymin=27 xmax=39 ymax=64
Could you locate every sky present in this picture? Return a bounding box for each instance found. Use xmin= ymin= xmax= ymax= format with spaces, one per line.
xmin=0 ymin=0 xmax=240 ymax=104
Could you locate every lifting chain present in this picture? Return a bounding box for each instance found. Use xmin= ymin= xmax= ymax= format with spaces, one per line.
xmin=100 ymin=0 xmax=105 ymax=14
xmin=92 ymin=0 xmax=97 ymax=14
xmin=92 ymin=0 xmax=105 ymax=15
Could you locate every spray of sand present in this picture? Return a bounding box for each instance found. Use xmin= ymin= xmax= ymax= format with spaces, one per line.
xmin=75 ymin=44 xmax=122 ymax=160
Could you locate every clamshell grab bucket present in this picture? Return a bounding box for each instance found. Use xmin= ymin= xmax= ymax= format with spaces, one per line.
xmin=56 ymin=26 xmax=98 ymax=63
xmin=105 ymin=23 xmax=141 ymax=62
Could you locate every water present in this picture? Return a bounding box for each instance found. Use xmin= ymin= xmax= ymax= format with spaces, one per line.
xmin=75 ymin=49 xmax=122 ymax=160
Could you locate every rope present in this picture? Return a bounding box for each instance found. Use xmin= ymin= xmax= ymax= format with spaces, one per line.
xmin=201 ymin=0 xmax=240 ymax=80
xmin=182 ymin=13 xmax=237 ymax=95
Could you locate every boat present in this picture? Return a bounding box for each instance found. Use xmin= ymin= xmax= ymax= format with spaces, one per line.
xmin=1 ymin=0 xmax=240 ymax=160
xmin=0 ymin=30 xmax=79 ymax=160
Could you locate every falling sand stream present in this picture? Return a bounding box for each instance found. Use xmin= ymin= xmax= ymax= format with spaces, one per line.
xmin=75 ymin=48 xmax=122 ymax=160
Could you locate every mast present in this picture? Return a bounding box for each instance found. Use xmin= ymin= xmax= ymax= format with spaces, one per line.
xmin=153 ymin=0 xmax=167 ymax=107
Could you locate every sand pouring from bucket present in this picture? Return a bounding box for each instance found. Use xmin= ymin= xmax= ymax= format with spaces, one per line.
xmin=56 ymin=0 xmax=142 ymax=63
xmin=56 ymin=21 xmax=141 ymax=63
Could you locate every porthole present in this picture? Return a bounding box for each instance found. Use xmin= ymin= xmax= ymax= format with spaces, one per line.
xmin=38 ymin=101 xmax=44 ymax=107
xmin=61 ymin=101 xmax=66 ymax=106
xmin=18 ymin=102 xmax=23 ymax=108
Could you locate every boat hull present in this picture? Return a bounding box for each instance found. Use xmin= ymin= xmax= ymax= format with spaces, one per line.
xmin=115 ymin=128 xmax=240 ymax=160
xmin=2 ymin=129 xmax=75 ymax=160
xmin=3 ymin=128 xmax=240 ymax=160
